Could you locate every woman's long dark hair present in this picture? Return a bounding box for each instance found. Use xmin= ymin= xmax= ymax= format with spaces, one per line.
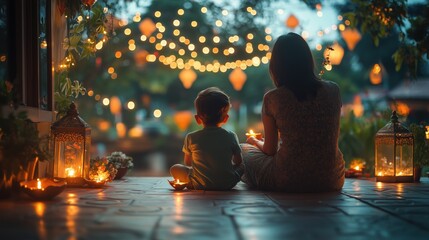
xmin=269 ymin=33 xmax=321 ymax=101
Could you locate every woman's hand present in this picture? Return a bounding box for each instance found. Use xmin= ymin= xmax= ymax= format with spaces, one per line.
xmin=246 ymin=136 xmax=262 ymax=146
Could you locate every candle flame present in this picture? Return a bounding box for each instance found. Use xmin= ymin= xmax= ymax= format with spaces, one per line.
xmin=94 ymin=172 xmax=109 ymax=183
xmin=37 ymin=178 xmax=42 ymax=189
xmin=66 ymin=168 xmax=76 ymax=177
xmin=176 ymin=179 xmax=180 ymax=184
xmin=246 ymin=129 xmax=259 ymax=137
xmin=354 ymin=166 xmax=360 ymax=171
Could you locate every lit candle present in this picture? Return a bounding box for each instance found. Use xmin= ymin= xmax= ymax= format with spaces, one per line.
xmin=66 ymin=168 xmax=76 ymax=177
xmin=168 ymin=179 xmax=188 ymax=190
xmin=37 ymin=178 xmax=42 ymax=190
xmin=20 ymin=178 xmax=66 ymax=200
xmin=246 ymin=129 xmax=261 ymax=138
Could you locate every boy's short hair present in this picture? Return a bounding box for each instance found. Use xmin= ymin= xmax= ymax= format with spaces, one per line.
xmin=195 ymin=87 xmax=230 ymax=126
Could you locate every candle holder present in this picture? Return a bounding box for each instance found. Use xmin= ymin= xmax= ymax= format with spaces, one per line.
xmin=85 ymin=179 xmax=107 ymax=188
xmin=20 ymin=178 xmax=66 ymax=200
xmin=345 ymin=167 xmax=363 ymax=178
xmin=168 ymin=179 xmax=188 ymax=191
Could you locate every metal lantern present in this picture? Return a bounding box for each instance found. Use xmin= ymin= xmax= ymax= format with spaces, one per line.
xmin=51 ymin=103 xmax=91 ymax=186
xmin=375 ymin=111 xmax=414 ymax=182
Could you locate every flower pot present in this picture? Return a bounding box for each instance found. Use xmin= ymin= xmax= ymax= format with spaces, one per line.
xmin=114 ymin=167 xmax=128 ymax=180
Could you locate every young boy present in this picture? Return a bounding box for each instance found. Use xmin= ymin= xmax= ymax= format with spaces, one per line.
xmin=170 ymin=87 xmax=243 ymax=190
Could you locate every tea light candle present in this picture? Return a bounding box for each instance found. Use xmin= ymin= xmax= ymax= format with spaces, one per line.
xmin=346 ymin=164 xmax=364 ymax=178
xmin=246 ymin=129 xmax=261 ymax=138
xmin=65 ymin=167 xmax=76 ymax=177
xmin=86 ymin=172 xmax=109 ymax=188
xmin=168 ymin=179 xmax=188 ymax=191
xmin=20 ymin=178 xmax=66 ymax=200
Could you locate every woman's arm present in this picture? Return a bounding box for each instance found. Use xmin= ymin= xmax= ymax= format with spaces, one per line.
xmin=247 ymin=112 xmax=278 ymax=156
xmin=184 ymin=153 xmax=192 ymax=166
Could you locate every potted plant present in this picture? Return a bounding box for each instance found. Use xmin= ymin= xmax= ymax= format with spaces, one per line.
xmin=107 ymin=152 xmax=133 ymax=180
xmin=410 ymin=123 xmax=429 ymax=182
xmin=88 ymin=156 xmax=118 ymax=186
xmin=1 ymin=81 xmax=49 ymax=198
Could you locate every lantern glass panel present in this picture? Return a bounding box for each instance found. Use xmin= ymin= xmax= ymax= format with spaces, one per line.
xmin=376 ymin=141 xmax=395 ymax=177
xmin=395 ymin=144 xmax=413 ymax=176
xmin=53 ymin=134 xmax=84 ymax=178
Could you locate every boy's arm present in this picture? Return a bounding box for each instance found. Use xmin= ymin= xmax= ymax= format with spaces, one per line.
xmin=232 ymin=152 xmax=243 ymax=166
xmin=184 ymin=153 xmax=192 ymax=166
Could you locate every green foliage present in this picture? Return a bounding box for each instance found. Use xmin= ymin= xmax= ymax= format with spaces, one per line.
xmin=409 ymin=123 xmax=429 ymax=167
xmin=339 ymin=111 xmax=390 ymax=175
xmin=340 ymin=0 xmax=428 ymax=75
xmin=0 ymin=110 xmax=50 ymax=180
xmin=55 ymin=4 xmax=107 ymax=116
xmin=343 ymin=0 xmax=407 ymax=47
xmin=54 ymin=71 xmax=86 ymax=118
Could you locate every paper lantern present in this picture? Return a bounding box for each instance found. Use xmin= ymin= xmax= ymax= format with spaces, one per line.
xmin=179 ymin=69 xmax=197 ymax=89
xmin=341 ymin=28 xmax=361 ymax=50
xmin=110 ymin=96 xmax=121 ymax=115
xmin=82 ymin=0 xmax=97 ymax=8
xmin=51 ymin=103 xmax=91 ymax=187
xmin=285 ymin=14 xmax=299 ymax=29
xmin=352 ymin=95 xmax=364 ymax=117
xmin=324 ymin=42 xmax=344 ymax=65
xmin=116 ymin=122 xmax=127 ymax=138
xmin=375 ymin=111 xmax=414 ymax=182
xmin=369 ymin=63 xmax=382 ymax=85
xmin=174 ymin=111 xmax=193 ymax=131
xmin=134 ymin=50 xmax=148 ymax=67
xmin=229 ymin=68 xmax=247 ymax=91
xmin=139 ymin=18 xmax=156 ymax=37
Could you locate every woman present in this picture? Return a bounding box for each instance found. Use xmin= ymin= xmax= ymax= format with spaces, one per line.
xmin=242 ymin=32 xmax=345 ymax=192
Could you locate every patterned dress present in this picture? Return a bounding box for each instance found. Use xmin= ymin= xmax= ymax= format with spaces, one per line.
xmin=242 ymin=80 xmax=345 ymax=192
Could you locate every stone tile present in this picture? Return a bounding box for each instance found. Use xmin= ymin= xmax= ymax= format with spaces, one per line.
xmin=155 ymin=216 xmax=237 ymax=240
xmin=337 ymin=206 xmax=390 ymax=216
xmin=224 ymin=205 xmax=284 ymax=216
xmin=1 ymin=177 xmax=429 ymax=239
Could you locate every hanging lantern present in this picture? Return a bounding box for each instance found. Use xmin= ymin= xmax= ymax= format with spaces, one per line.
xmin=116 ymin=122 xmax=127 ymax=138
xmin=285 ymin=14 xmax=299 ymax=29
xmin=352 ymin=95 xmax=364 ymax=117
xmin=139 ymin=18 xmax=156 ymax=37
xmin=395 ymin=102 xmax=410 ymax=117
xmin=229 ymin=68 xmax=247 ymax=91
xmin=324 ymin=42 xmax=344 ymax=65
xmin=51 ymin=103 xmax=91 ymax=187
xmin=110 ymin=96 xmax=121 ymax=115
xmin=375 ymin=111 xmax=414 ymax=182
xmin=82 ymin=0 xmax=97 ymax=8
xmin=369 ymin=63 xmax=382 ymax=85
xmin=179 ymin=69 xmax=197 ymax=89
xmin=341 ymin=28 xmax=361 ymax=50
xmin=134 ymin=50 xmax=148 ymax=68
xmin=174 ymin=111 xmax=193 ymax=131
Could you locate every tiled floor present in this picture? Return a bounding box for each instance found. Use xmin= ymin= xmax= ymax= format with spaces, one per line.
xmin=1 ymin=177 xmax=429 ymax=240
